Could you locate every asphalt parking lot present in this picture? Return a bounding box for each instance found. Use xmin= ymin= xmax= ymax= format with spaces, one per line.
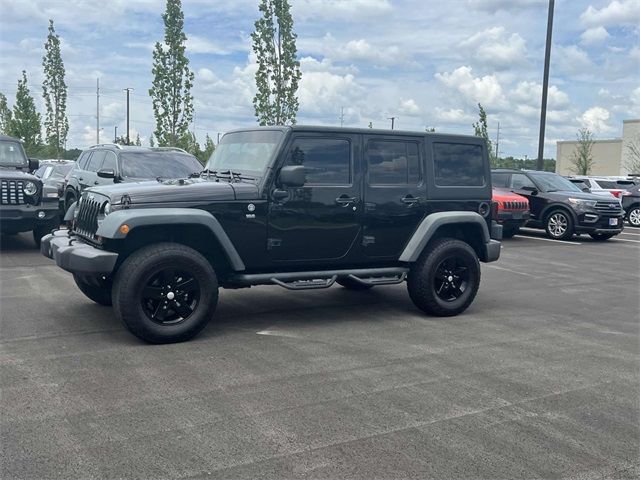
xmin=1 ymin=228 xmax=639 ymax=479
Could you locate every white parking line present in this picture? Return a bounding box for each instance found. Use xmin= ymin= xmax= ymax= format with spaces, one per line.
xmin=620 ymin=231 xmax=640 ymax=236
xmin=610 ymin=238 xmax=640 ymax=244
xmin=514 ymin=234 xmax=582 ymax=245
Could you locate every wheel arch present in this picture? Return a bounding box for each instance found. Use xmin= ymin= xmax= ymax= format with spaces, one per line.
xmin=399 ymin=212 xmax=490 ymax=263
xmin=540 ymin=203 xmax=577 ymax=224
xmin=98 ymin=208 xmax=245 ymax=274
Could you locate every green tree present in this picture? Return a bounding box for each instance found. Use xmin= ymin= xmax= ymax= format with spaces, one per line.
xmin=177 ymin=131 xmax=202 ymax=158
xmin=149 ymin=0 xmax=194 ymax=147
xmin=8 ymin=71 xmax=42 ymax=154
xmin=570 ymin=128 xmax=595 ymax=175
xmin=42 ymin=19 xmax=69 ymax=159
xmin=135 ymin=133 xmax=142 ymax=146
xmin=114 ymin=135 xmax=129 ymax=146
xmin=624 ymin=134 xmax=640 ymax=174
xmin=425 ymin=126 xmax=436 ymax=132
xmin=0 ymin=92 xmax=12 ymax=135
xmin=251 ymin=0 xmax=301 ymax=126
xmin=472 ymin=103 xmax=496 ymax=166
xmin=200 ymin=133 xmax=215 ymax=164
xmin=149 ymin=134 xmax=155 ymax=147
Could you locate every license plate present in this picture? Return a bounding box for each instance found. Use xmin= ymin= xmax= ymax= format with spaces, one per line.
xmin=609 ymin=218 xmax=618 ymax=226
xmin=512 ymin=212 xmax=522 ymax=219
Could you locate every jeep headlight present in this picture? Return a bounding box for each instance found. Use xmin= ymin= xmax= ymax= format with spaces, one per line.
xmin=568 ymin=198 xmax=597 ymax=208
xmin=23 ymin=181 xmax=37 ymax=196
xmin=103 ymin=201 xmax=111 ymax=215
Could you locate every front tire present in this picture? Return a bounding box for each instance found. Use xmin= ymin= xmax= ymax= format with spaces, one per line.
xmin=73 ymin=274 xmax=113 ymax=306
xmin=407 ymin=238 xmax=481 ymax=317
xmin=545 ymin=210 xmax=574 ymax=240
xmin=502 ymin=226 xmax=520 ymax=239
xmin=627 ymin=206 xmax=640 ymax=227
xmin=112 ymin=243 xmax=218 ymax=344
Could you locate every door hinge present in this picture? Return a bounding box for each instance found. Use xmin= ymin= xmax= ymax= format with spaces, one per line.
xmin=267 ymin=238 xmax=282 ymax=249
xmin=362 ymin=235 xmax=375 ymax=246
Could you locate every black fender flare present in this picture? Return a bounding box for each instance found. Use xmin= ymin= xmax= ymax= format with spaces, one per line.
xmin=399 ymin=211 xmax=490 ymax=263
xmin=539 ymin=203 xmax=578 ymax=226
xmin=96 ymin=208 xmax=245 ymax=271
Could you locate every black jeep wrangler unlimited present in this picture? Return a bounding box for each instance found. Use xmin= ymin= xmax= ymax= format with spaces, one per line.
xmin=42 ymin=126 xmax=501 ymax=343
xmin=0 ymin=134 xmax=60 ymax=246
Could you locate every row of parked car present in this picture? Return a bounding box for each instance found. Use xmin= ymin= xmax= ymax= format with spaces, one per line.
xmin=491 ymin=170 xmax=639 ymax=241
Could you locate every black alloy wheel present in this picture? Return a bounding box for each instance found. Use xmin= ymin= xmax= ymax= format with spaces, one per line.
xmin=141 ymin=269 xmax=200 ymax=325
xmin=433 ymin=257 xmax=470 ymax=302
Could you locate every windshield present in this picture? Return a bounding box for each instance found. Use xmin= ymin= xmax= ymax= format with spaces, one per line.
xmin=530 ymin=172 xmax=582 ymax=192
xmin=205 ymin=130 xmax=284 ymax=176
xmin=120 ymin=152 xmax=202 ymax=179
xmin=0 ymin=141 xmax=27 ymax=166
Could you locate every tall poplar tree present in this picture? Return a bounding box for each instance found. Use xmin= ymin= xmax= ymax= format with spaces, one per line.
xmin=472 ymin=103 xmax=496 ymax=166
xmin=9 ymin=71 xmax=42 ymax=152
xmin=42 ymin=19 xmax=68 ymax=159
xmin=251 ymin=0 xmax=301 ymax=126
xmin=149 ymin=0 xmax=194 ymax=147
xmin=0 ymin=93 xmax=11 ymax=135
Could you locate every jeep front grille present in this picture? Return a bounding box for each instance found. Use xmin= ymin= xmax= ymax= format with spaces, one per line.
xmin=502 ymin=201 xmax=528 ymax=210
xmin=594 ymin=201 xmax=622 ymax=215
xmin=74 ymin=197 xmax=102 ymax=239
xmin=1 ymin=180 xmax=26 ymax=205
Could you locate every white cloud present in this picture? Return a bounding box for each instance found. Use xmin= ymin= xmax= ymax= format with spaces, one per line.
xmin=435 ymin=66 xmax=506 ymax=107
xmin=579 ymin=26 xmax=610 ymax=45
xmin=579 ymin=107 xmax=614 ymax=133
xmin=580 ymin=0 xmax=640 ymax=28
xmin=292 ymin=0 xmax=392 ymax=19
xmin=186 ymin=35 xmax=229 ymax=55
xmin=552 ymin=45 xmax=593 ymax=75
xmin=467 ymin=0 xmax=546 ymax=11
xmin=434 ymin=107 xmax=475 ymax=123
xmin=298 ymin=71 xmax=364 ymax=114
xmin=398 ymin=98 xmax=420 ymax=115
xmin=510 ymin=81 xmax=569 ymax=109
xmin=316 ymin=35 xmax=406 ymax=66
xmin=461 ymin=27 xmax=527 ymax=69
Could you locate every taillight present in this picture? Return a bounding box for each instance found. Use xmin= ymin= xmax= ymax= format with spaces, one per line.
xmin=611 ymin=190 xmax=623 ymax=198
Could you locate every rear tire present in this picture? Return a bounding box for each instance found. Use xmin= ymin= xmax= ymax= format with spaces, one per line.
xmin=112 ymin=243 xmax=218 ymax=344
xmin=627 ymin=206 xmax=640 ymax=227
xmin=336 ymin=277 xmax=373 ymax=291
xmin=502 ymin=226 xmax=519 ymax=238
xmin=589 ymin=233 xmax=615 ymax=241
xmin=407 ymin=238 xmax=480 ymax=317
xmin=73 ymin=274 xmax=113 ymax=306
xmin=545 ymin=210 xmax=574 ymax=240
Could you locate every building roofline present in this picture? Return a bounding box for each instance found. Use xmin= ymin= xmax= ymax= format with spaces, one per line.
xmin=557 ymin=139 xmax=622 ymax=144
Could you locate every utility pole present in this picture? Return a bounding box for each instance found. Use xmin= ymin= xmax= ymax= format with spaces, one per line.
xmin=388 ymin=117 xmax=396 ymax=130
xmin=123 ymin=88 xmax=133 ymax=145
xmin=537 ymin=0 xmax=555 ymax=171
xmin=339 ymin=107 xmax=344 ymax=127
xmin=96 ymin=78 xmax=100 ymax=144
xmin=114 ymin=126 xmax=117 ymax=143
xmin=495 ymin=121 xmax=500 ymax=159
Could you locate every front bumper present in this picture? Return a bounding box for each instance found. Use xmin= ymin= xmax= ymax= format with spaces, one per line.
xmin=41 ymin=229 xmax=118 ymax=275
xmin=575 ymin=212 xmax=624 ymax=234
xmin=0 ymin=202 xmax=59 ymax=233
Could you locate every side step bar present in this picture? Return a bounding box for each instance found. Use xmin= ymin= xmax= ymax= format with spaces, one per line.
xmin=229 ymin=267 xmax=409 ymax=291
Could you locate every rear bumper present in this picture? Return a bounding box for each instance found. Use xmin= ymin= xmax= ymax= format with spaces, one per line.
xmin=497 ymin=210 xmax=529 ymax=226
xmin=41 ymin=229 xmax=118 ymax=275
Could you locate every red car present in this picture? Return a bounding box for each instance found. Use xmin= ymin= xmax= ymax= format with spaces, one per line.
xmin=493 ymin=188 xmax=530 ymax=238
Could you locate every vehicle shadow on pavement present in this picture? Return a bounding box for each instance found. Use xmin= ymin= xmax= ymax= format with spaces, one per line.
xmin=0 ymin=233 xmax=37 ymax=252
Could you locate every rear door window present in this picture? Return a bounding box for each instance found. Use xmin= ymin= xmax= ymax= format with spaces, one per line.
xmin=510 ymin=174 xmax=536 ymax=189
xmin=101 ymin=151 xmax=118 ymax=172
xmin=433 ymin=142 xmax=484 ymax=186
xmin=367 ymin=140 xmax=421 ymax=185
xmin=77 ymin=152 xmax=91 ymax=170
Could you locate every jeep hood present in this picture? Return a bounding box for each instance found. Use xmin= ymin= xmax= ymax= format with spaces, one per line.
xmin=0 ymin=169 xmax=39 ymax=182
xmin=87 ymin=178 xmax=259 ymax=205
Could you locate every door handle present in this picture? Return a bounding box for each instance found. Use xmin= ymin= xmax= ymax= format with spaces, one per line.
xmin=79 ymin=177 xmax=84 ymax=181
xmin=401 ymin=195 xmax=420 ymax=205
xmin=335 ymin=195 xmax=357 ymax=207
xmin=94 ymin=181 xmax=100 ymax=185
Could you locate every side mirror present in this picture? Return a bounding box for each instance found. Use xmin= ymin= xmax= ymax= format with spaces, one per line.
xmin=97 ymin=168 xmax=116 ymax=179
xmin=581 ymin=187 xmax=590 ymax=193
xmin=28 ymin=158 xmax=39 ymax=172
xmin=279 ymin=165 xmax=306 ymax=187
xmin=521 ymin=186 xmax=538 ymax=195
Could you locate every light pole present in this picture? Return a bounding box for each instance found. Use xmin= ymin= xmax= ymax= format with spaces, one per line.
xmin=537 ymin=0 xmax=555 ymax=171
xmin=114 ymin=126 xmax=118 ymax=143
xmin=123 ymin=88 xmax=133 ymax=145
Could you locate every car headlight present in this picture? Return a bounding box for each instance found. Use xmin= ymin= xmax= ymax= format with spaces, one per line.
xmin=103 ymin=202 xmax=111 ymax=215
xmin=23 ymin=181 xmax=37 ymax=196
xmin=568 ymin=198 xmax=597 ymax=208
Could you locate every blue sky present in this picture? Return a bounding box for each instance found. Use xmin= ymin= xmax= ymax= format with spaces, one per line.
xmin=0 ymin=0 xmax=638 ymax=158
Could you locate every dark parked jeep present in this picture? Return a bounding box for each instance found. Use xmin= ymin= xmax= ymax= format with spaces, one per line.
xmin=42 ymin=126 xmax=502 ymax=343
xmin=0 ymin=134 xmax=60 ymax=246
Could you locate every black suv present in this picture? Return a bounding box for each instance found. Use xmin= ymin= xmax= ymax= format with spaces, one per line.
xmin=0 ymin=134 xmax=59 ymax=246
xmin=492 ymin=169 xmax=624 ymax=240
xmin=63 ymin=144 xmax=203 ymax=212
xmin=621 ymin=184 xmax=640 ymax=227
xmin=42 ymin=126 xmax=502 ymax=344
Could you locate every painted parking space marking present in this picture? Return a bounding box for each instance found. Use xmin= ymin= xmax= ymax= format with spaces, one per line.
xmin=514 ymin=234 xmax=582 ymax=245
xmin=609 ymin=238 xmax=640 ymax=244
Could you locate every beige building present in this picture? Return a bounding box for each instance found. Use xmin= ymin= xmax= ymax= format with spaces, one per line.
xmin=556 ymin=119 xmax=640 ymax=176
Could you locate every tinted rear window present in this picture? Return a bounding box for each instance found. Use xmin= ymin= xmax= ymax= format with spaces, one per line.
xmin=433 ymin=143 xmax=484 ymax=186
xmin=491 ymin=172 xmax=510 ymax=188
